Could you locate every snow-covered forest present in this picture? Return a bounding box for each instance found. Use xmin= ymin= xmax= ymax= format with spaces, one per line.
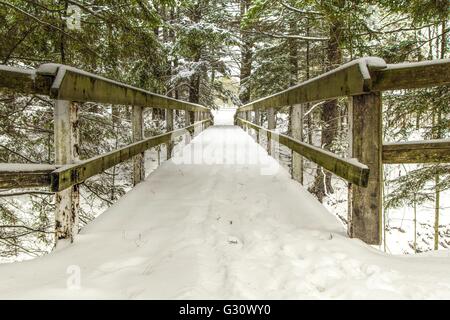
xmin=0 ymin=0 xmax=449 ymax=266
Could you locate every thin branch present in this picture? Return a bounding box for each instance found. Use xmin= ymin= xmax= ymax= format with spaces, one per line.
xmin=2 ymin=24 xmax=38 ymax=64
xmin=280 ymin=2 xmax=322 ymax=15
xmin=248 ymin=30 xmax=329 ymax=41
xmin=0 ymin=145 xmax=37 ymax=163
xmin=0 ymin=191 xmax=54 ymax=197
xmin=0 ymin=224 xmax=53 ymax=234
xmin=83 ymin=182 xmax=114 ymax=205
xmin=304 ymin=101 xmax=328 ymax=117
xmin=0 ymin=0 xmax=101 ymax=59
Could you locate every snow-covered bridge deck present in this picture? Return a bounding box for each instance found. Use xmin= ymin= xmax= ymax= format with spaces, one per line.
xmin=0 ymin=109 xmax=450 ymax=299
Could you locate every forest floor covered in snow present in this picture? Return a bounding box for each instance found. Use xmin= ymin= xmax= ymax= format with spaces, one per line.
xmin=0 ymin=109 xmax=450 ymax=299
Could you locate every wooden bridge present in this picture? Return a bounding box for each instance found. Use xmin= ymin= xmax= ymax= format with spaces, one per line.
xmin=0 ymin=56 xmax=449 ymax=249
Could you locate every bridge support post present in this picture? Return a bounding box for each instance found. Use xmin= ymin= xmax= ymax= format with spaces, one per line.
xmin=185 ymin=110 xmax=191 ymax=143
xmin=267 ymin=107 xmax=276 ymax=155
xmin=349 ymin=92 xmax=382 ymax=245
xmin=132 ymin=105 xmax=145 ymax=185
xmin=255 ymin=110 xmax=260 ymax=143
xmin=291 ymin=104 xmax=304 ymax=184
xmin=166 ymin=109 xmax=174 ymax=159
xmin=54 ymin=100 xmax=80 ymax=246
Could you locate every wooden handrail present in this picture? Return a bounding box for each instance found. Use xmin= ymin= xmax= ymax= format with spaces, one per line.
xmin=0 ymin=164 xmax=58 ymax=189
xmin=372 ymin=59 xmax=450 ymax=91
xmin=236 ymin=117 xmax=369 ymax=187
xmin=237 ymin=58 xmax=450 ymax=112
xmin=383 ymin=139 xmax=450 ymax=164
xmin=237 ymin=57 xmax=386 ymax=112
xmin=0 ymin=64 xmax=209 ymax=113
xmin=0 ymin=120 xmax=212 ymax=191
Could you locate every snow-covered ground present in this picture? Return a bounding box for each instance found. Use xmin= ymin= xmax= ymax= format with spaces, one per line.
xmin=0 ymin=108 xmax=450 ymax=299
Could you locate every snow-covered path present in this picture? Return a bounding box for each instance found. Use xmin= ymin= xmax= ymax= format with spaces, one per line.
xmin=1 ymin=109 xmax=450 ymax=299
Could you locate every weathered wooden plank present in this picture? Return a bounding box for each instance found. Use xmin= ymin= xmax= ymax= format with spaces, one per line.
xmin=0 ymin=65 xmax=52 ymax=94
xmin=236 ymin=118 xmax=369 ymax=187
xmin=237 ymin=58 xmax=450 ymax=114
xmin=383 ymin=139 xmax=450 ymax=163
xmin=237 ymin=57 xmax=387 ymax=112
xmin=34 ymin=64 xmax=209 ymax=112
xmin=0 ymin=164 xmax=56 ymax=189
xmin=349 ymin=92 xmax=382 ymax=245
xmin=0 ymin=64 xmax=210 ymax=113
xmin=54 ymin=100 xmax=80 ymax=245
xmin=51 ymin=119 xmax=211 ymax=192
xmin=372 ymin=59 xmax=450 ymax=91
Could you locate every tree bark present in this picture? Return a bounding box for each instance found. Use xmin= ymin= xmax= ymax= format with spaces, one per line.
xmin=239 ymin=0 xmax=253 ymax=105
xmin=309 ymin=19 xmax=343 ymax=202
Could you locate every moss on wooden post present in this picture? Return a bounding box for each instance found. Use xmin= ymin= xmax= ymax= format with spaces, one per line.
xmin=349 ymin=92 xmax=382 ymax=245
xmin=185 ymin=110 xmax=191 ymax=143
xmin=255 ymin=110 xmax=260 ymax=143
xmin=132 ymin=106 xmax=145 ymax=185
xmin=267 ymin=107 xmax=276 ymax=155
xmin=166 ymin=109 xmax=174 ymax=159
xmin=54 ymin=100 xmax=79 ymax=246
xmin=291 ymin=104 xmax=304 ymax=184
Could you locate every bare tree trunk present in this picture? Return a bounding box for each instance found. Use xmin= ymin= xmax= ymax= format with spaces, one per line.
xmin=309 ymin=20 xmax=342 ymax=202
xmin=434 ymin=19 xmax=446 ymax=250
xmin=188 ymin=3 xmax=202 ymax=122
xmin=239 ymin=0 xmax=252 ymax=105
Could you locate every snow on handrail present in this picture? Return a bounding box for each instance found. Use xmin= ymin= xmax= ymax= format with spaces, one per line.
xmin=0 ymin=164 xmax=59 ymax=189
xmin=383 ymin=139 xmax=450 ymax=164
xmin=237 ymin=57 xmax=450 ymax=112
xmin=0 ymin=120 xmax=212 ymax=191
xmin=0 ymin=64 xmax=209 ymax=113
xmin=237 ymin=57 xmax=387 ymax=112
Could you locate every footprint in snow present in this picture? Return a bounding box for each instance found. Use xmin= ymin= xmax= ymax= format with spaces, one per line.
xmin=227 ymin=236 xmax=243 ymax=248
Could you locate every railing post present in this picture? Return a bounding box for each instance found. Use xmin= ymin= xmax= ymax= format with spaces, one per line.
xmin=185 ymin=110 xmax=191 ymax=143
xmin=132 ymin=105 xmax=145 ymax=185
xmin=267 ymin=107 xmax=276 ymax=155
xmin=54 ymin=100 xmax=80 ymax=245
xmin=255 ymin=109 xmax=260 ymax=143
xmin=291 ymin=104 xmax=303 ymax=184
xmin=349 ymin=92 xmax=382 ymax=245
xmin=166 ymin=109 xmax=174 ymax=159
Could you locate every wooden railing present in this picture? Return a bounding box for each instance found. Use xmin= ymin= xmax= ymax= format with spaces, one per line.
xmin=0 ymin=64 xmax=212 ymax=245
xmin=235 ymin=57 xmax=450 ymax=245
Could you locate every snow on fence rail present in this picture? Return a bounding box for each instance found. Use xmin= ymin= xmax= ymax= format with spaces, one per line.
xmin=382 ymin=139 xmax=450 ymax=164
xmin=235 ymin=57 xmax=450 ymax=245
xmin=0 ymin=64 xmax=209 ymax=113
xmin=237 ymin=57 xmax=450 ymax=112
xmin=0 ymin=164 xmax=59 ymax=189
xmin=0 ymin=120 xmax=212 ymax=191
xmin=50 ymin=120 xmax=211 ymax=192
xmin=0 ymin=63 xmax=212 ymax=245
